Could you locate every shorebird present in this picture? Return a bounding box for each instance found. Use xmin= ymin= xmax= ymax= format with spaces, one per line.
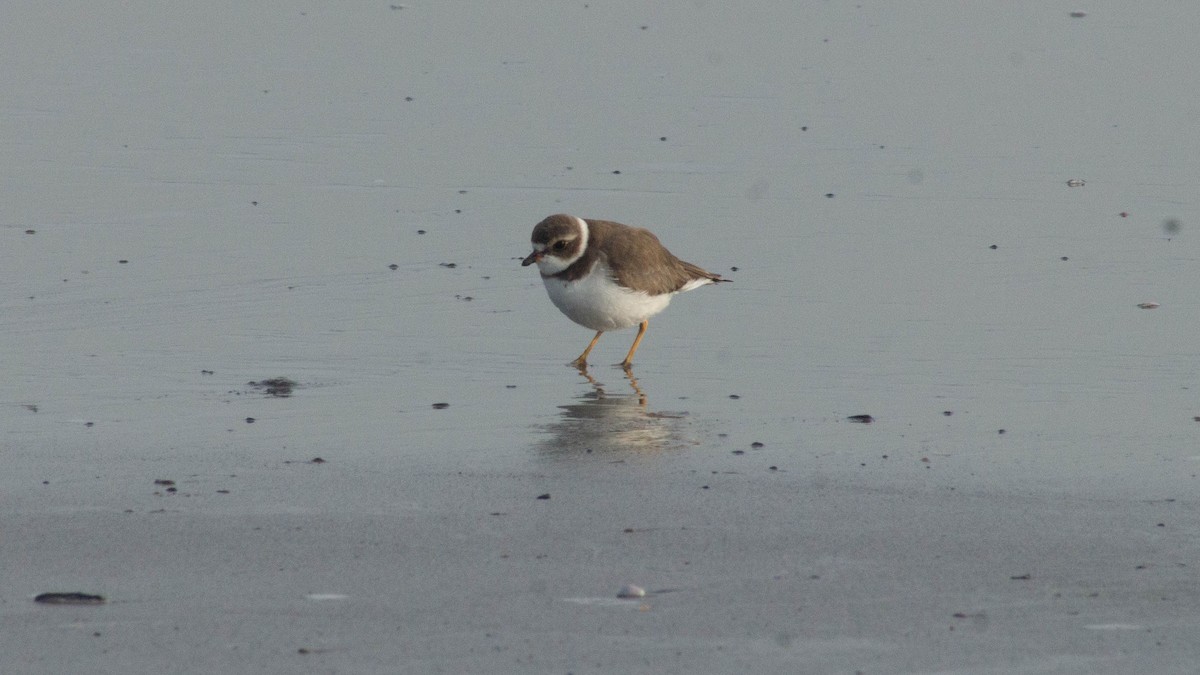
xmin=522 ymin=213 xmax=729 ymax=368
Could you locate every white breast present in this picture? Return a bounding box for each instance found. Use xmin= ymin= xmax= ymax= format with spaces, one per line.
xmin=542 ymin=261 xmax=673 ymax=331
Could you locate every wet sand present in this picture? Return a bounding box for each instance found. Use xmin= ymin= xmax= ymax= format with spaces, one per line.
xmin=4 ymin=2 xmax=1200 ymax=673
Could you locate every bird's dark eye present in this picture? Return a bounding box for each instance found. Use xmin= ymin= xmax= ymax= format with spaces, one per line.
xmin=552 ymin=240 xmax=567 ymax=251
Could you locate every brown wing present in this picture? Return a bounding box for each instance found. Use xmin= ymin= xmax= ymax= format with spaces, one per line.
xmin=587 ymin=219 xmax=723 ymax=295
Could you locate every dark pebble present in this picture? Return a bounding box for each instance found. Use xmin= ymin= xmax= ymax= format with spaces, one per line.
xmin=612 ymin=170 xmax=621 ymax=174
xmin=417 ymin=229 xmax=426 ymax=234
xmin=729 ymin=394 xmax=740 ymax=399
xmin=439 ymin=262 xmax=457 ymax=268
xmin=153 ymin=479 xmax=175 ymax=486
xmin=847 ymin=414 xmax=874 ymax=423
xmin=389 ymin=264 xmax=398 ymax=270
xmin=998 ymin=429 xmax=1006 ymax=434
xmin=35 ymin=592 xmax=106 ymax=605
xmin=432 ymin=402 xmax=449 ymax=409
xmin=989 ymin=244 xmax=998 ymax=250
xmin=750 ymin=441 xmax=764 ymax=448
xmin=245 ymin=417 xmax=255 ymax=423
xmin=310 ymin=457 xmax=326 ymax=464
xmin=824 ymin=193 xmax=835 ymax=198
xmin=24 ymin=229 xmax=35 ymax=234
xmin=536 ymin=493 xmax=550 ymax=500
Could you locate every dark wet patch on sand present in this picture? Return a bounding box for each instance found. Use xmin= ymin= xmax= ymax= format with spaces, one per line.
xmin=247 ymin=377 xmax=297 ymax=398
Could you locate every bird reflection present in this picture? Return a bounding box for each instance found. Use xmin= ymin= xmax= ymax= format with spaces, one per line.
xmin=534 ymin=366 xmax=688 ymax=455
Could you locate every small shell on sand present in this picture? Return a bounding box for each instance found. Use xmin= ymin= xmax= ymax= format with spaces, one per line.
xmin=617 ymin=584 xmax=646 ymax=599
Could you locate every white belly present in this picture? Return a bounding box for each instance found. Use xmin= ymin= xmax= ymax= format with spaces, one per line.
xmin=542 ymin=264 xmax=672 ymax=331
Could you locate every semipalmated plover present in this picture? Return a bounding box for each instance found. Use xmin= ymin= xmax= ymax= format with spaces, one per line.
xmin=522 ymin=214 xmax=729 ymax=369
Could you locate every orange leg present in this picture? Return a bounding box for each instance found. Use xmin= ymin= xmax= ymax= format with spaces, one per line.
xmin=570 ymin=330 xmax=604 ymax=369
xmin=619 ymin=320 xmax=649 ymax=369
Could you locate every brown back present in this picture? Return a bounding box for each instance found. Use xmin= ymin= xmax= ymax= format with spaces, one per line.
xmin=553 ymin=218 xmax=724 ymax=295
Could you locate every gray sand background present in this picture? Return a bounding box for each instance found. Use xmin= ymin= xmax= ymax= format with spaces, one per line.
xmin=3 ymin=2 xmax=1200 ymax=673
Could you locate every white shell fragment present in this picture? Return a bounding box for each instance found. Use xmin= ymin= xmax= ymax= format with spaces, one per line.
xmin=1066 ymin=179 xmax=1085 ymax=187
xmin=616 ymin=584 xmax=646 ymax=599
xmin=1137 ymin=301 xmax=1160 ymax=309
